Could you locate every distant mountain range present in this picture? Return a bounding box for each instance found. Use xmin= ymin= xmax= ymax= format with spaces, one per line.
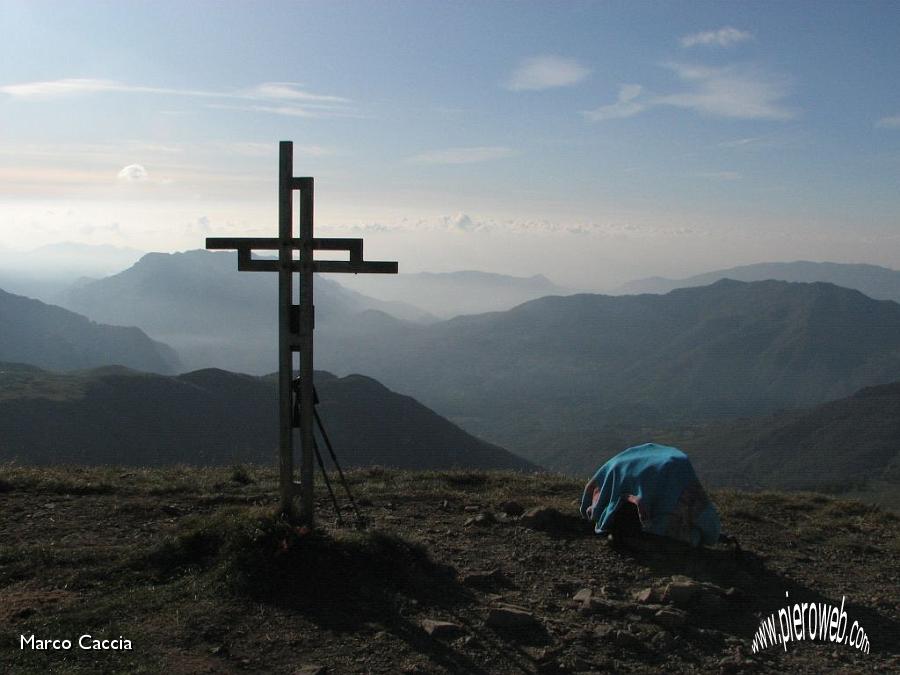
xmin=615 ymin=260 xmax=900 ymax=302
xmin=315 ymin=279 xmax=900 ymax=461
xmin=0 ymin=288 xmax=180 ymax=374
xmin=335 ymin=270 xmax=570 ymax=318
xmin=59 ymin=250 xmax=435 ymax=374
xmin=0 ymin=362 xmax=532 ymax=470
xmin=0 ymin=242 xmax=144 ymax=302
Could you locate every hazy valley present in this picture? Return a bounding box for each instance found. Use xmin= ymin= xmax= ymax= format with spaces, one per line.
xmin=3 ymin=253 xmax=900 ymax=509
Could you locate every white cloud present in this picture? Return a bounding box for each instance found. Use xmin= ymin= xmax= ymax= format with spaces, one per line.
xmin=506 ymin=55 xmax=590 ymax=91
xmin=657 ymin=63 xmax=794 ymax=120
xmin=442 ymin=213 xmax=483 ymax=232
xmin=0 ymin=78 xmax=216 ymax=100
xmin=582 ymin=84 xmax=647 ymax=122
xmin=242 ymin=82 xmax=348 ymax=103
xmin=1 ymin=78 xmax=137 ymax=98
xmin=207 ymin=103 xmax=317 ymax=118
xmin=408 ymin=146 xmax=514 ymax=165
xmin=718 ymin=136 xmax=766 ymax=148
xmin=117 ymin=164 xmax=148 ymax=182
xmin=876 ymin=115 xmax=900 ymax=128
xmin=585 ymin=64 xmax=794 ymax=123
xmin=680 ymin=27 xmax=753 ymax=48
xmin=0 ymin=78 xmax=354 ymax=118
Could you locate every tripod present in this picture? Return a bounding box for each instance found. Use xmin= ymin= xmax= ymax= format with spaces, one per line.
xmin=291 ymin=377 xmax=365 ymax=528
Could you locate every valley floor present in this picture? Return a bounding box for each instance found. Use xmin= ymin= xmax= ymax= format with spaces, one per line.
xmin=1 ymin=465 xmax=898 ymax=674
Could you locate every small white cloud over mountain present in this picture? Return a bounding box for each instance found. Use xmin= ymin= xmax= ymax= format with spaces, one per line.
xmin=117 ymin=164 xmax=148 ymax=182
xmin=506 ymin=55 xmax=590 ymax=91
xmin=680 ymin=27 xmax=752 ymax=48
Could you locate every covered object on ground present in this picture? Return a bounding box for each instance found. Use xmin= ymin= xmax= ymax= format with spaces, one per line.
xmin=580 ymin=443 xmax=721 ymax=546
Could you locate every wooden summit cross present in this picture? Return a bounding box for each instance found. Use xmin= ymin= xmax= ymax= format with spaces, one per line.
xmin=206 ymin=141 xmax=397 ymax=525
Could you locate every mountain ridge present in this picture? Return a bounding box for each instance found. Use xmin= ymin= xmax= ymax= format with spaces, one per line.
xmin=313 ymin=279 xmax=900 ymax=459
xmin=0 ymin=288 xmax=181 ymax=374
xmin=615 ymin=260 xmax=900 ymax=302
xmin=58 ymin=250 xmax=436 ymax=374
xmin=0 ymin=362 xmax=532 ymax=471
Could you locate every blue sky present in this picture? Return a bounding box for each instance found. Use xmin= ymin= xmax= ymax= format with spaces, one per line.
xmin=1 ymin=1 xmax=899 ymax=288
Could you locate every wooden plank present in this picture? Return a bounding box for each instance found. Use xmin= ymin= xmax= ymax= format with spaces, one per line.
xmin=207 ymin=237 xmax=365 ymax=254
xmin=298 ymin=169 xmax=315 ymax=526
xmin=312 ymin=261 xmax=398 ymax=274
xmin=277 ymin=141 xmax=295 ymax=519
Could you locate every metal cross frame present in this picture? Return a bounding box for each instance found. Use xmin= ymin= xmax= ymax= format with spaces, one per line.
xmin=206 ymin=141 xmax=397 ymax=525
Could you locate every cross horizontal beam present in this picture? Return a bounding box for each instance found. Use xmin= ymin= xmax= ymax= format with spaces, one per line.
xmin=205 ymin=236 xmax=398 ymax=274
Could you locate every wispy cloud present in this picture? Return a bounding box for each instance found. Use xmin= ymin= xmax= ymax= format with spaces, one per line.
xmin=657 ymin=63 xmax=794 ymax=120
xmin=1 ymin=78 xmax=163 ymax=98
xmin=1 ymin=140 xmax=340 ymax=165
xmin=582 ymin=84 xmax=647 ymax=122
xmin=680 ymin=27 xmax=753 ymax=48
xmin=506 ymin=55 xmax=590 ymax=91
xmin=876 ymin=114 xmax=900 ymax=128
xmin=205 ymin=103 xmax=360 ymax=119
xmin=718 ymin=136 xmax=767 ymax=148
xmin=0 ymin=78 xmax=354 ymax=117
xmin=241 ymin=82 xmax=349 ymax=103
xmin=585 ymin=63 xmax=795 ymax=123
xmin=408 ymin=146 xmax=514 ymax=165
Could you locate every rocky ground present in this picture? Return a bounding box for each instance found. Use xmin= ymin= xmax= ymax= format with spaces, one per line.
xmin=1 ymin=465 xmax=898 ymax=673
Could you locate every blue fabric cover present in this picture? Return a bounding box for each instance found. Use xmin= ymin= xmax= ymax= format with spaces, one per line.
xmin=580 ymin=443 xmax=721 ymax=546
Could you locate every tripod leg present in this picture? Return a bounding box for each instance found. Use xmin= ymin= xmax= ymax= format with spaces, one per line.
xmin=313 ymin=399 xmax=365 ymax=527
xmin=313 ymin=439 xmax=344 ymax=526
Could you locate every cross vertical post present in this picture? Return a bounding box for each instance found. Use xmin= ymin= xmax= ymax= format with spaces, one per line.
xmin=206 ymin=141 xmax=398 ymax=527
xmin=277 ymin=141 xmax=295 ymax=518
xmin=296 ymin=155 xmax=315 ymax=524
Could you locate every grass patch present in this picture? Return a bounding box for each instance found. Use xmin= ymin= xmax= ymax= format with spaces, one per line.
xmin=144 ymin=506 xmax=465 ymax=627
xmin=229 ymin=464 xmax=255 ymax=485
xmin=0 ymin=475 xmax=116 ymax=495
xmin=441 ymin=471 xmax=489 ymax=487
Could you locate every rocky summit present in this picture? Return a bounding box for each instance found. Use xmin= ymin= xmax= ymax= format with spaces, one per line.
xmin=1 ymin=465 xmax=898 ymax=673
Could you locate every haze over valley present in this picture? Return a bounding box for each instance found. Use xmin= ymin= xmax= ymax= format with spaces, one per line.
xmin=3 ymin=251 xmax=900 ymax=509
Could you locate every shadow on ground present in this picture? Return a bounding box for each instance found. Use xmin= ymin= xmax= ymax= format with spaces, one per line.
xmin=626 ymin=544 xmax=900 ymax=656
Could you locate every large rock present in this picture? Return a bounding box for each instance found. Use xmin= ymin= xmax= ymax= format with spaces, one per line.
xmin=519 ymin=506 xmax=581 ymax=535
xmin=572 ymin=588 xmax=593 ymax=604
xmin=294 ymin=666 xmax=327 ymax=675
xmin=578 ymin=597 xmax=627 ymax=616
xmin=421 ymin=619 xmax=464 ymax=640
xmin=464 ymin=511 xmax=496 ymax=527
xmin=633 ymin=586 xmax=665 ymax=604
xmin=664 ymin=577 xmax=726 ymax=608
xmin=486 ymin=604 xmax=540 ymax=630
xmin=654 ymin=607 xmax=688 ymax=628
xmin=462 ymin=569 xmax=507 ymax=590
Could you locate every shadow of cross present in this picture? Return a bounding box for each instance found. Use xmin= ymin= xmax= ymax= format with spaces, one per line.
xmin=206 ymin=140 xmax=397 ymax=526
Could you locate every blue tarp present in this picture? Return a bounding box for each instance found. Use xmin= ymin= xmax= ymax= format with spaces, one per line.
xmin=580 ymin=443 xmax=721 ymax=546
